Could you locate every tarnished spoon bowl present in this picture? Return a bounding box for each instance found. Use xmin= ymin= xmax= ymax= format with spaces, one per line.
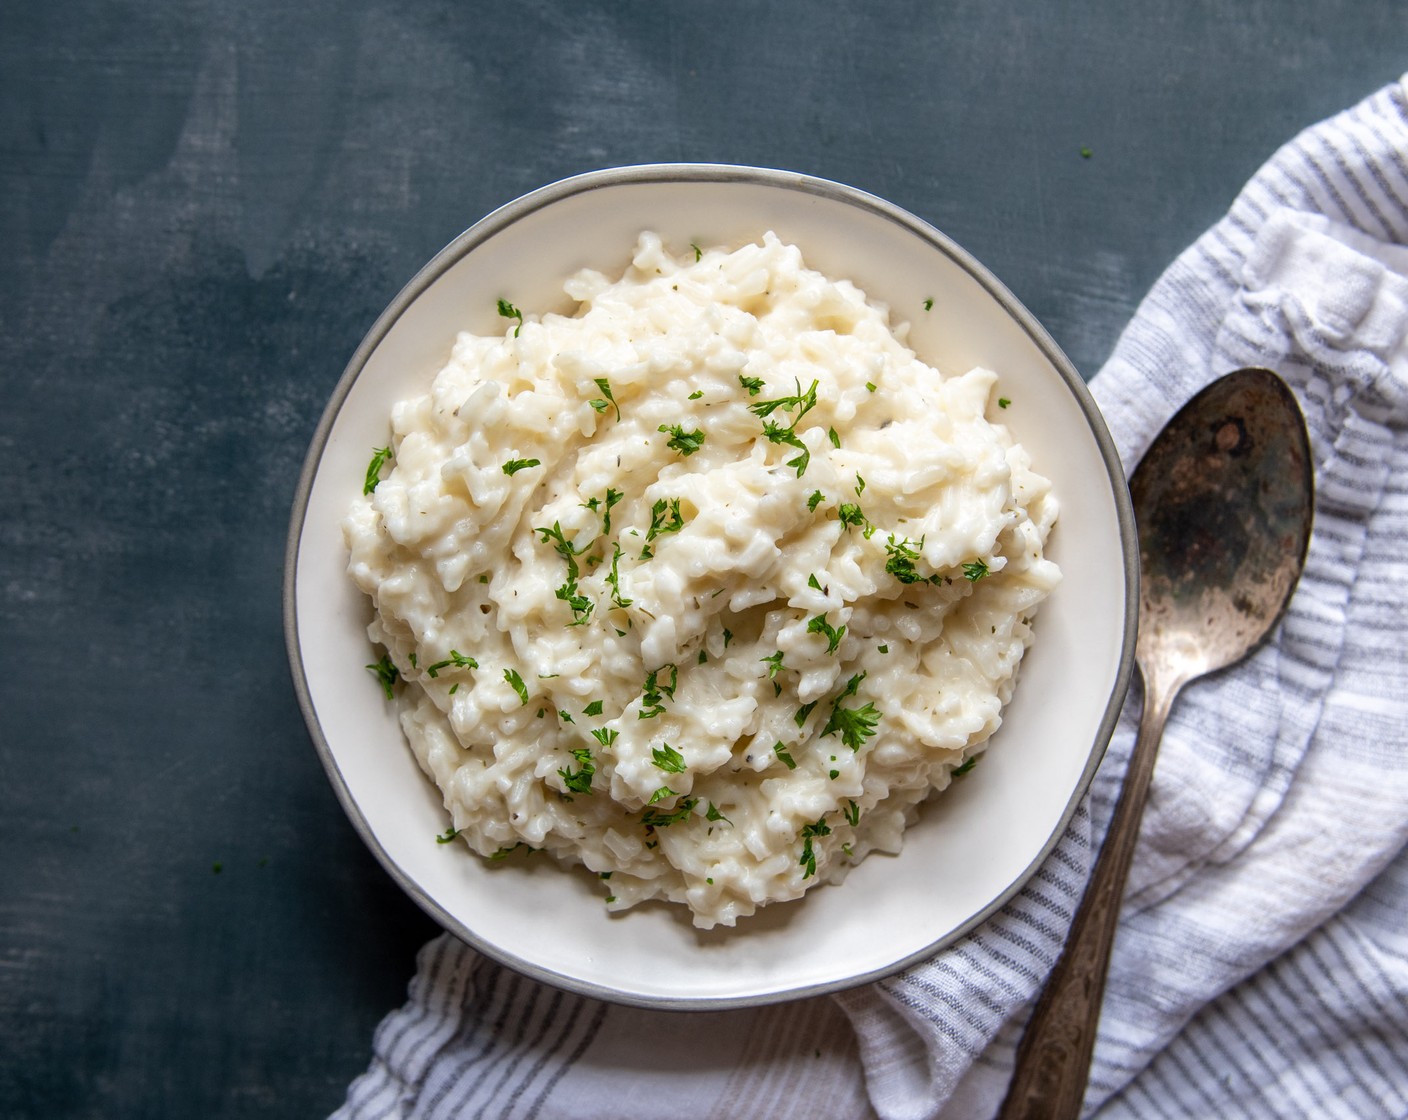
xmin=999 ymin=367 xmax=1314 ymax=1118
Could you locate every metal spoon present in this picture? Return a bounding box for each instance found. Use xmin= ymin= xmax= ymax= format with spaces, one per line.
xmin=998 ymin=367 xmax=1314 ymax=1119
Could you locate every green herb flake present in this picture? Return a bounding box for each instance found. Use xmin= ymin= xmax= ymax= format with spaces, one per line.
xmin=497 ymin=298 xmax=524 ymax=337
xmin=821 ymin=672 xmax=881 ymax=751
xmin=363 ymin=446 xmax=394 ymax=495
xmin=953 ymin=755 xmax=979 ymax=777
xmin=365 ymin=653 xmax=400 ymax=699
xmin=837 ymin=503 xmax=867 ymax=532
xmin=799 ymin=817 xmax=831 ymax=878
xmin=807 ymin=489 xmax=825 ymax=512
xmin=807 ymin=614 xmax=846 ymax=655
xmin=865 ymin=381 xmax=877 ymax=392
xmin=761 ymin=650 xmax=785 ymax=678
xmin=648 ymin=786 xmax=678 ymax=805
xmin=739 ymin=374 xmax=765 ymax=396
xmin=658 ymin=423 xmax=706 ymax=456
xmin=583 ymin=699 xmax=605 ymax=717
xmin=504 ymin=668 xmax=530 ymax=705
xmin=558 ymin=747 xmax=596 ymax=794
xmin=998 ymin=397 xmax=1011 ymax=409
xmin=590 ymin=377 xmax=621 ymax=420
xmin=691 ymin=242 xmax=703 ymax=261
xmin=827 ymin=427 xmax=841 ymax=449
xmin=773 ymin=742 xmax=798 ymax=770
xmin=424 ymin=650 xmax=479 ymax=678
xmin=645 ymin=497 xmax=685 ymax=545
xmin=502 ymin=457 xmax=540 ymax=476
xmin=639 ymin=663 xmax=678 ymax=719
xmin=844 ymin=799 xmax=861 ymax=826
xmin=651 ymin=743 xmax=687 ymax=773
xmin=606 ymin=542 xmax=633 ymax=609
xmin=642 ymin=796 xmax=697 ymax=828
xmin=1080 ymin=145 xmax=1093 ymax=159
xmin=705 ymin=802 xmax=732 ymax=825
xmin=795 ymin=699 xmax=819 ymax=728
xmin=583 ymin=487 xmax=625 ymax=533
xmin=963 ymin=558 xmax=990 ymax=582
xmin=688 ymin=389 xmax=704 ymax=400
xmin=923 ymin=298 xmax=934 ymax=311
xmin=435 ymin=826 xmax=462 ymax=844
xmin=884 ymin=534 xmax=927 ymax=585
xmin=590 ymin=727 xmax=619 ymax=748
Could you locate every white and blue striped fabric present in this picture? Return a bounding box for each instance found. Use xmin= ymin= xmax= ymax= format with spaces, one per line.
xmin=334 ymin=76 xmax=1408 ymax=1120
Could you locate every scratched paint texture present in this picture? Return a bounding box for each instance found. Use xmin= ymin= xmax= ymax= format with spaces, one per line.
xmin=1 ymin=1 xmax=1403 ymax=1115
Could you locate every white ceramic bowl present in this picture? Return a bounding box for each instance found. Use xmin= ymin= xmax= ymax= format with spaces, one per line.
xmin=284 ymin=164 xmax=1137 ymax=1008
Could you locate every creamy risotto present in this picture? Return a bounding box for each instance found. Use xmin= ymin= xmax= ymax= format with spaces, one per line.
xmin=344 ymin=232 xmax=1060 ymax=929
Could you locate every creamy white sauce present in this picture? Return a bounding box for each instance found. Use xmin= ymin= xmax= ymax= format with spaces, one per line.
xmin=344 ymin=231 xmax=1060 ymax=928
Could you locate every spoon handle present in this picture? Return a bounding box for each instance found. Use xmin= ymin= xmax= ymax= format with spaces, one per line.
xmin=997 ymin=673 xmax=1178 ymax=1119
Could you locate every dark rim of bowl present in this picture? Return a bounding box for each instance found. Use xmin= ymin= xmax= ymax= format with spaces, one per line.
xmin=282 ymin=162 xmax=1139 ymax=1010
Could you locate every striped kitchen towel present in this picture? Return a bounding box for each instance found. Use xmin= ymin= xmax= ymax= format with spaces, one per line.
xmin=333 ymin=75 xmax=1408 ymax=1120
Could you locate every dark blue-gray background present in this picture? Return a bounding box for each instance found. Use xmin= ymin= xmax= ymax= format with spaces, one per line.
xmin=2 ymin=2 xmax=1402 ymax=1115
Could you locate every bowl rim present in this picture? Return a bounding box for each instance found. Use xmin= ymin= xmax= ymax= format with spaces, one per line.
xmin=283 ymin=162 xmax=1139 ymax=1008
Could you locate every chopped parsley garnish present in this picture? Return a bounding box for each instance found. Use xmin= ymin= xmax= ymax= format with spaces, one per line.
xmin=807 ymin=573 xmax=824 ymax=591
xmin=648 ymin=785 xmax=678 ymax=804
xmin=365 ymin=653 xmax=399 ymax=699
xmin=799 ymin=817 xmax=831 ymax=878
xmin=558 ymin=747 xmax=596 ymax=794
xmin=691 ymin=242 xmax=703 ymax=261
xmin=642 ymin=796 xmax=697 ymax=828
xmin=590 ymin=377 xmax=621 ymax=420
xmin=536 ymin=521 xmax=593 ymax=625
xmin=749 ymin=377 xmax=819 ymax=423
xmin=424 ymin=650 xmax=479 ymax=678
xmin=807 ymin=614 xmax=846 ymax=655
xmin=651 ymin=743 xmax=687 ymax=773
xmin=583 ymin=487 xmax=625 ymax=533
xmin=504 ymin=668 xmax=529 ymax=705
xmin=489 ymin=841 xmax=537 ymax=861
xmin=761 ymin=650 xmax=785 ymax=678
xmin=820 ymin=672 xmax=881 ymax=751
xmin=807 ymin=489 xmax=825 ymax=512
xmin=739 ymin=374 xmax=765 ymax=396
xmin=855 ymin=474 xmax=866 ymax=496
xmin=658 ymin=423 xmax=706 ymax=456
xmin=502 ymin=457 xmax=540 ymax=476
xmin=688 ymin=389 xmax=704 ymax=400
xmin=763 ymin=420 xmax=810 ymax=477
xmin=363 ymin=446 xmax=393 ymax=495
xmin=828 ymin=427 xmax=841 ymax=449
xmin=497 ymin=298 xmax=524 ymax=336
xmin=795 ymin=699 xmax=819 ymax=727
xmin=558 ymin=709 xmax=575 ymax=724
xmin=953 ymin=755 xmax=979 ymax=777
xmin=844 ymin=799 xmax=861 ymax=826
xmin=435 ymin=826 xmax=461 ymax=844
xmin=923 ymin=298 xmax=934 ymax=311
xmin=722 ymin=628 xmax=734 ymax=648
xmin=884 ymin=534 xmax=928 ymax=585
xmin=556 ymin=582 xmax=594 ymax=626
xmin=998 ymin=397 xmax=1011 ymax=409
xmin=865 ymin=381 xmax=877 ymax=392
xmin=837 ymin=502 xmax=867 ymax=531
xmin=583 ymin=700 xmax=604 ymax=717
xmin=962 ymin=558 xmax=990 ymax=582
xmin=645 ymin=497 xmax=685 ymax=545
xmin=590 ymin=727 xmax=619 ymax=748
xmin=750 ymin=377 xmax=819 ymax=477
xmin=606 ymin=542 xmax=633 ymax=609
xmin=639 ymin=663 xmax=678 ymax=719
xmin=773 ymin=742 xmax=797 ymax=770
xmin=706 ymin=802 xmax=732 ymax=824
